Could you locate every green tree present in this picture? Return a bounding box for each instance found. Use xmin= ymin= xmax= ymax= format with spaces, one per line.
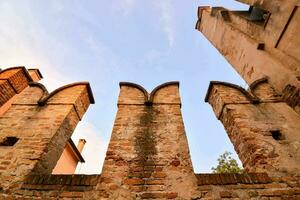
xmin=211 ymin=151 xmax=244 ymax=173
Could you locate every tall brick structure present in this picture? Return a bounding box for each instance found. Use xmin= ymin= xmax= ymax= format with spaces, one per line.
xmin=194 ymin=0 xmax=300 ymax=198
xmin=96 ymin=82 xmax=199 ymax=199
xmin=196 ymin=0 xmax=300 ymax=114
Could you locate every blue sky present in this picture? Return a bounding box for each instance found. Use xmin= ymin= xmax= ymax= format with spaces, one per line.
xmin=0 ymin=0 xmax=249 ymax=173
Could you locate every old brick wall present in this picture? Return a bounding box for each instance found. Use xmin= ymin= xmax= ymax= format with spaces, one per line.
xmin=195 ymin=173 xmax=300 ymax=199
xmin=196 ymin=0 xmax=300 ymax=114
xmin=0 ymin=81 xmax=94 ymax=195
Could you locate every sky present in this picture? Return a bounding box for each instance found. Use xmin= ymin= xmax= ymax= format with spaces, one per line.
xmin=0 ymin=0 xmax=249 ymax=174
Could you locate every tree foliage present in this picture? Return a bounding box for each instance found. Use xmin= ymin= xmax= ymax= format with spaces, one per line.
xmin=211 ymin=151 xmax=244 ymax=173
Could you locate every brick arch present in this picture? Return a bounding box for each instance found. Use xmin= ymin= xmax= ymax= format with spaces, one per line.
xmin=38 ymin=82 xmax=95 ymax=106
xmin=28 ymin=82 xmax=49 ymax=97
xmin=249 ymin=76 xmax=269 ymax=91
xmin=118 ymin=82 xmax=149 ymax=105
xmin=205 ymin=81 xmax=259 ymax=103
xmin=149 ymin=81 xmax=180 ymax=104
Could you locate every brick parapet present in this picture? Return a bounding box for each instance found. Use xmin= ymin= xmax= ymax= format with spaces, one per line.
xmin=22 ymin=174 xmax=100 ymax=188
xmin=196 ymin=173 xmax=300 ymax=199
xmin=196 ymin=173 xmax=271 ymax=185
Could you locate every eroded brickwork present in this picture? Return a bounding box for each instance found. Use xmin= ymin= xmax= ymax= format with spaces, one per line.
xmin=96 ymin=82 xmax=199 ymax=199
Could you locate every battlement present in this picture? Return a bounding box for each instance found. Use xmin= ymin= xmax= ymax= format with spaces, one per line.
xmin=0 ymin=67 xmax=299 ymax=199
xmin=0 ymin=0 xmax=300 ymax=198
xmin=118 ymin=81 xmax=180 ymax=106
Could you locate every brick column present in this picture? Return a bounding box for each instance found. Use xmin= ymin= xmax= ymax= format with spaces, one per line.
xmin=97 ymin=82 xmax=199 ymax=199
xmin=0 ymin=67 xmax=43 ymax=116
xmin=205 ymin=79 xmax=300 ymax=176
xmin=0 ymin=67 xmax=32 ymax=107
xmin=0 ymin=82 xmax=94 ymax=190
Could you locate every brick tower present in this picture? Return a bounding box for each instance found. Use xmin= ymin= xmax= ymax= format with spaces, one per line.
xmin=96 ymin=82 xmax=199 ymax=199
xmin=196 ymin=0 xmax=300 ymax=114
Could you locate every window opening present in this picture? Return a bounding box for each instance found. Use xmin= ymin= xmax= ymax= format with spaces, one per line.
xmin=270 ymin=130 xmax=283 ymax=141
xmin=0 ymin=137 xmax=19 ymax=146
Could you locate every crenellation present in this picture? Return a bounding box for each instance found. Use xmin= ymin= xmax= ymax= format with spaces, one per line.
xmin=0 ymin=0 xmax=299 ymax=198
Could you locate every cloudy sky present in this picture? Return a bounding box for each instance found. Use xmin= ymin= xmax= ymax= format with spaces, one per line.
xmin=0 ymin=0 xmax=249 ymax=173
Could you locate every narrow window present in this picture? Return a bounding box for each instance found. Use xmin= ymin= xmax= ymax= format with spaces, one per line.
xmin=233 ymin=6 xmax=270 ymax=26
xmin=249 ymin=6 xmax=269 ymax=22
xmin=270 ymin=130 xmax=283 ymax=141
xmin=0 ymin=137 xmax=19 ymax=146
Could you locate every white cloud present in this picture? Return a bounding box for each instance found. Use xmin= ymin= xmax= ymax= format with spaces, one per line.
xmin=72 ymin=121 xmax=108 ymax=174
xmin=153 ymin=0 xmax=175 ymax=48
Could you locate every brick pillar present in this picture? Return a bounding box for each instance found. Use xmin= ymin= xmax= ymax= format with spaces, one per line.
xmin=0 ymin=82 xmax=94 ymax=190
xmin=97 ymin=82 xmax=199 ymax=199
xmin=0 ymin=67 xmax=43 ymax=116
xmin=205 ymin=79 xmax=300 ymax=176
xmin=0 ymin=67 xmax=32 ymax=107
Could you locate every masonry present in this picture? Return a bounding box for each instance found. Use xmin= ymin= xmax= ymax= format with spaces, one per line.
xmin=0 ymin=67 xmax=299 ymax=199
xmin=0 ymin=0 xmax=299 ymax=199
